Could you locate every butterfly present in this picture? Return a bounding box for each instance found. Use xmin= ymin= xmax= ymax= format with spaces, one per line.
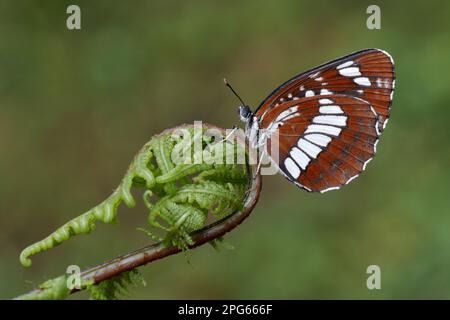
xmin=235 ymin=48 xmax=395 ymax=193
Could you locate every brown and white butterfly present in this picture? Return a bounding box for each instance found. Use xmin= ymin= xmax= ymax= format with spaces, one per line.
xmin=237 ymin=48 xmax=395 ymax=192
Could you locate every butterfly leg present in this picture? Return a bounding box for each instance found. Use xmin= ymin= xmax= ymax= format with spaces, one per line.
xmin=215 ymin=125 xmax=238 ymax=146
xmin=254 ymin=146 xmax=266 ymax=179
xmin=223 ymin=125 xmax=238 ymax=142
xmin=204 ymin=126 xmax=238 ymax=157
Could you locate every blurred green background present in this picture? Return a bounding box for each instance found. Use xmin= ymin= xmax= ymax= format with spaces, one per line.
xmin=1 ymin=0 xmax=450 ymax=299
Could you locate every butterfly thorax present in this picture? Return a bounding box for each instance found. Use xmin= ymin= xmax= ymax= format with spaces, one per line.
xmin=239 ymin=105 xmax=263 ymax=149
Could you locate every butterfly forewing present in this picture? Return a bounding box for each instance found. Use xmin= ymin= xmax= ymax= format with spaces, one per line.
xmin=265 ymin=95 xmax=380 ymax=193
xmin=256 ymin=48 xmax=395 ymax=133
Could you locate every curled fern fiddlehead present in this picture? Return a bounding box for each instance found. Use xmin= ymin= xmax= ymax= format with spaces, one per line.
xmin=20 ymin=124 xmax=250 ymax=267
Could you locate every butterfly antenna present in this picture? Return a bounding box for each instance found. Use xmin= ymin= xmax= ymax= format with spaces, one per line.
xmin=223 ymin=78 xmax=246 ymax=106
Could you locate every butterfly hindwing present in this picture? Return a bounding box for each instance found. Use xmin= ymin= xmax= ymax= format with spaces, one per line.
xmin=264 ymin=95 xmax=380 ymax=193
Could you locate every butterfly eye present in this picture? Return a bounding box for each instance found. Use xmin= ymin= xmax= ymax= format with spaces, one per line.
xmin=238 ymin=106 xmax=252 ymax=121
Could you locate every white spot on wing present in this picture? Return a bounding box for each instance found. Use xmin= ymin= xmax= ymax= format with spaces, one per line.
xmin=305 ymin=90 xmax=315 ymax=97
xmin=304 ymin=134 xmax=332 ymax=147
xmin=320 ymin=89 xmax=332 ymax=95
xmin=376 ymin=78 xmax=383 ymax=88
xmin=320 ymin=186 xmax=340 ymax=193
xmin=305 ymin=124 xmax=341 ymax=136
xmin=315 ymin=77 xmax=323 ymax=81
xmin=285 ymin=113 xmax=299 ymax=121
xmin=354 ymin=77 xmax=371 ymax=86
xmin=363 ymin=157 xmax=373 ymax=170
xmin=338 ymin=67 xmax=361 ymax=77
xmin=337 ymin=60 xmax=354 ymax=69
xmin=294 ymin=180 xmax=312 ymax=192
xmin=390 ymin=80 xmax=395 ymax=100
xmin=284 ymin=157 xmax=300 ymax=179
xmin=375 ymin=120 xmax=381 ymax=136
xmin=346 ymin=175 xmax=359 ymax=185
xmin=290 ymin=147 xmax=310 ymax=170
xmin=319 ymin=98 xmax=333 ymax=104
xmin=298 ymin=138 xmax=322 ymax=158
xmin=319 ymin=105 xmax=343 ymax=114
xmin=275 ymin=106 xmax=299 ymax=122
xmin=313 ymin=115 xmax=347 ymax=126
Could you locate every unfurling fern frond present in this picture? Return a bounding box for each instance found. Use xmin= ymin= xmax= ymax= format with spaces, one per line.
xmin=20 ymin=124 xmax=250 ymax=267
xmin=194 ymin=164 xmax=248 ymax=184
xmin=172 ymin=181 xmax=245 ymax=218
